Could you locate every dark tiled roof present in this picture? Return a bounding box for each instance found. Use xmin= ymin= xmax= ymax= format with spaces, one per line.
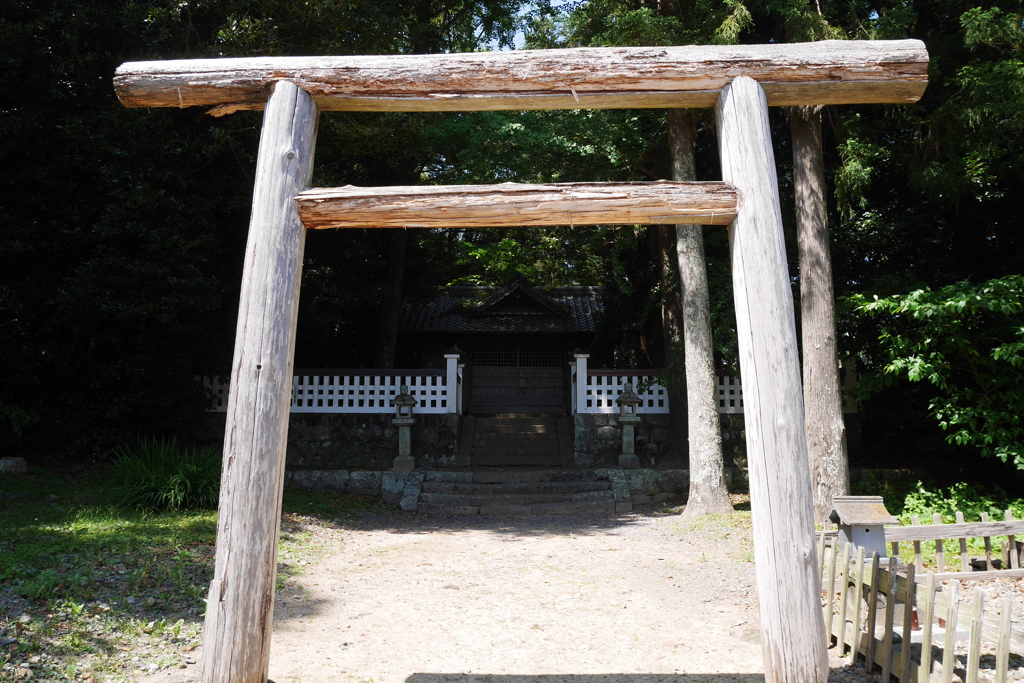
xmin=470 ymin=273 xmax=572 ymax=317
xmin=400 ymin=284 xmax=604 ymax=333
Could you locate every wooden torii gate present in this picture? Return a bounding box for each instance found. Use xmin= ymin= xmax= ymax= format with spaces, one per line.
xmin=115 ymin=40 xmax=929 ymax=683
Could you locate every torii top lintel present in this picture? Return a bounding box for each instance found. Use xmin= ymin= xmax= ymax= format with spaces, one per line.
xmin=115 ymin=39 xmax=928 ymax=115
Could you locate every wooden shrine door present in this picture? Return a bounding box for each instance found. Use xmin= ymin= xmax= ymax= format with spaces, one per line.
xmin=468 ymin=337 xmax=566 ymax=414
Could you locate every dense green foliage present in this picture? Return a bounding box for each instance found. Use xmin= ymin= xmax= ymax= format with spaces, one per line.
xmin=899 ymin=481 xmax=1024 ymax=523
xmin=859 ymin=478 xmax=1024 ymax=569
xmin=2 ymin=0 xmax=1024 ymax=479
xmin=112 ymin=436 xmax=221 ymax=510
xmin=852 ymin=276 xmax=1024 ymax=468
xmin=0 ymin=0 xmax=532 ymax=458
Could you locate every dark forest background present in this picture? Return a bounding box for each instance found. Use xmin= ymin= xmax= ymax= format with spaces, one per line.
xmin=3 ymin=0 xmax=1024 ymax=488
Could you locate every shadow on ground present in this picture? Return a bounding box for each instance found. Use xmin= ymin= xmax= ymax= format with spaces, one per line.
xmin=405 ymin=675 xmax=764 ymax=683
xmin=402 ymin=666 xmax=874 ymax=683
xmin=307 ymin=499 xmax=752 ymax=540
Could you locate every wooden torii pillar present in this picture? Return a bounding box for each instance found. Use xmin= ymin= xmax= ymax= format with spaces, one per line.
xmin=115 ymin=40 xmax=928 ymax=683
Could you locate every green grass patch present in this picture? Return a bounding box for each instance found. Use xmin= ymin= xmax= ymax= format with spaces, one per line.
xmin=1 ymin=470 xmax=215 ymax=679
xmin=1 ymin=468 xmax=383 ymax=681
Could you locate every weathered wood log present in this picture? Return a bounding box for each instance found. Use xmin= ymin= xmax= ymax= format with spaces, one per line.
xmin=967 ymin=587 xmax=986 ymax=683
xmin=864 ymin=552 xmax=882 ymax=672
xmin=919 ymin=572 xmax=936 ymax=683
xmin=201 ymin=80 xmax=318 ymax=683
xmin=941 ymin=581 xmax=961 ymax=683
xmin=928 ymin=568 xmax=1024 ymax=581
xmin=115 ymin=40 xmax=928 ymax=113
xmin=295 ymin=182 xmax=737 ymax=229
xmin=996 ymin=597 xmax=1012 ymax=683
xmin=716 ymin=75 xmax=828 ymax=683
xmin=848 ymin=545 xmax=866 ymax=665
xmin=901 ymin=563 xmax=917 ymax=683
xmin=885 ymin=520 xmax=1024 ymax=543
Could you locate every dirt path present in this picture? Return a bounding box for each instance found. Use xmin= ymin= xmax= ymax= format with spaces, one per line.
xmin=153 ymin=507 xmax=873 ymax=683
xmin=267 ymin=509 xmax=765 ymax=683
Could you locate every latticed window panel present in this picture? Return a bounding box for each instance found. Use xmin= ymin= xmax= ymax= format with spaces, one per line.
xmin=470 ymin=340 xmax=564 ymax=367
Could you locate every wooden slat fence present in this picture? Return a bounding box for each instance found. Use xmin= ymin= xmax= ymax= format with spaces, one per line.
xmin=819 ymin=514 xmax=1024 ymax=683
xmin=886 ymin=512 xmax=1024 ymax=581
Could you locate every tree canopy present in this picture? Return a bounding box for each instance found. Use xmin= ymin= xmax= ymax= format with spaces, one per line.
xmin=2 ymin=0 xmax=1024 ymax=483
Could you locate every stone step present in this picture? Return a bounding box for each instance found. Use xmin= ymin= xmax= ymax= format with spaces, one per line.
xmin=472 ymin=431 xmax=558 ymax=443
xmin=475 ymin=417 xmax=559 ymax=427
xmin=470 ymin=469 xmax=606 ymax=484
xmin=496 ymin=480 xmax=611 ymax=494
xmin=473 ymin=455 xmax=560 ymax=467
xmin=473 ymin=424 xmax=559 ymax=434
xmin=410 ymin=469 xmax=635 ymax=516
xmin=419 ymin=490 xmax=614 ymax=507
xmin=418 ymin=499 xmax=619 ymax=517
xmin=472 ymin=443 xmax=561 ymax=459
xmin=421 ymin=480 xmax=611 ymax=495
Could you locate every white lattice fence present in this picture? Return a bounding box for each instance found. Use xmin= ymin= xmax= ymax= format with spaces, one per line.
xmin=569 ymin=355 xmax=744 ymax=415
xmin=717 ymin=375 xmax=744 ymax=414
xmin=578 ymin=371 xmax=669 ymax=414
xmin=292 ymin=372 xmax=451 ymax=413
xmin=200 ymin=369 xmax=457 ymax=414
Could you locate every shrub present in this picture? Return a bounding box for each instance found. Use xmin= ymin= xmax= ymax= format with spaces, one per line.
xmin=112 ymin=436 xmax=221 ymax=511
xmin=900 ymin=480 xmax=1024 ymax=523
xmin=889 ymin=481 xmax=1024 ymax=569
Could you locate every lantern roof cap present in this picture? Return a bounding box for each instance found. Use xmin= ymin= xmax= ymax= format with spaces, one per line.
xmin=616 ymin=383 xmax=641 ymax=406
xmin=394 ymin=386 xmax=417 ymax=406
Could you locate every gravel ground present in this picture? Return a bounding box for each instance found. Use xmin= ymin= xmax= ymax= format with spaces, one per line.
xmin=148 ymin=502 xmax=884 ymax=683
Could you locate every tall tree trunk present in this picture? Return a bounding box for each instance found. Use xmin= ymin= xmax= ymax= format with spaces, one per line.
xmin=668 ymin=108 xmax=733 ymax=517
xmin=655 ymin=224 xmax=688 ymax=462
xmin=373 ymin=229 xmax=408 ymax=369
xmin=791 ymin=106 xmax=849 ymax=523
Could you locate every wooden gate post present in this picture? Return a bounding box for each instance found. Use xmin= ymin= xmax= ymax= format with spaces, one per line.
xmin=202 ymin=80 xmax=318 ymax=683
xmin=716 ymin=76 xmax=828 ymax=683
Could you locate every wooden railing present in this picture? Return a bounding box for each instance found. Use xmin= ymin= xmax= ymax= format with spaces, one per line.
xmin=886 ymin=511 xmax=1024 ymax=580
xmin=819 ymin=513 xmax=1024 ymax=683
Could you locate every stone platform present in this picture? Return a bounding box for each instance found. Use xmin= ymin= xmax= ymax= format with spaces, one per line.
xmin=284 ymin=467 xmax=690 ymax=515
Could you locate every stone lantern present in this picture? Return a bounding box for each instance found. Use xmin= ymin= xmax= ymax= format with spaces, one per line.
xmin=615 ymin=383 xmax=642 ymax=469
xmin=392 ymin=385 xmax=417 ymax=471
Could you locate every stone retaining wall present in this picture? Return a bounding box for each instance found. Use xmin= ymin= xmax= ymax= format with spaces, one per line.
xmin=572 ymin=414 xmax=673 ymax=468
xmin=185 ymin=410 xmax=863 ymax=473
xmin=572 ymin=413 xmax=746 ymax=469
xmin=186 ymin=412 xmax=460 ymax=470
xmin=284 ymin=467 xmax=693 ymax=511
xmin=283 ymin=466 xmax=924 ymax=512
